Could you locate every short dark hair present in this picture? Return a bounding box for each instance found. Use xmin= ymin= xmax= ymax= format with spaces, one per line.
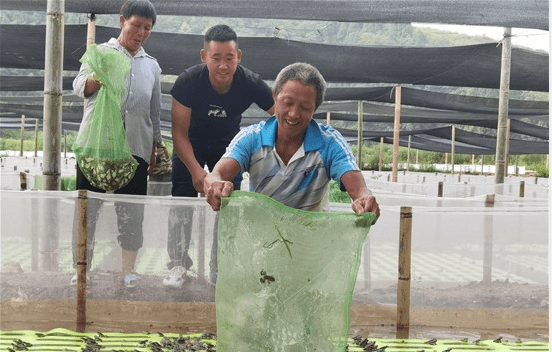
xmin=120 ymin=0 xmax=157 ymax=26
xmin=204 ymin=24 xmax=238 ymax=48
xmin=272 ymin=63 xmax=327 ymax=110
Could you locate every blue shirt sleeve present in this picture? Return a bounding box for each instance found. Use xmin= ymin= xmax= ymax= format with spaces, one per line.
xmin=322 ymin=127 xmax=359 ymax=192
xmin=223 ymin=123 xmax=265 ymax=173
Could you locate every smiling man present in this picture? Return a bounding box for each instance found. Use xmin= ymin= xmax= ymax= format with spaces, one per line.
xmin=204 ymin=62 xmax=380 ymax=221
xmin=165 ymin=24 xmax=275 ymax=288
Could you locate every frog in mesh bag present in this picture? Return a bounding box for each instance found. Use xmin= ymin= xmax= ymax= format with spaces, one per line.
xmin=70 ymin=0 xmax=162 ymax=288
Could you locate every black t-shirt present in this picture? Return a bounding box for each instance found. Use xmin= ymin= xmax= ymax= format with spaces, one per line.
xmin=170 ymin=64 xmax=274 ymax=143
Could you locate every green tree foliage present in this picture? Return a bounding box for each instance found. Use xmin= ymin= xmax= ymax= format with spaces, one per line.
xmin=348 ymin=143 xmax=548 ymax=177
xmin=328 ymin=180 xmax=351 ymax=203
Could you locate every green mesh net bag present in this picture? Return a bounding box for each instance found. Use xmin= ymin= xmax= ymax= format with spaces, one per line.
xmin=216 ymin=191 xmax=374 ymax=352
xmin=72 ymin=44 xmax=137 ymax=192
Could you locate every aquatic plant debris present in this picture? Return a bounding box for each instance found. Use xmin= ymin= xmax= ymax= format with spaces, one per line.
xmin=0 ymin=329 xmax=548 ymax=351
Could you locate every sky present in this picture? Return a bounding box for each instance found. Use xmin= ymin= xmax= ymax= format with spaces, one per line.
xmin=412 ymin=24 xmax=550 ymax=53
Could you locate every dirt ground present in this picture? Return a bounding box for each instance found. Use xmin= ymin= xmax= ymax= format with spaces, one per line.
xmin=0 ymin=270 xmax=549 ymax=341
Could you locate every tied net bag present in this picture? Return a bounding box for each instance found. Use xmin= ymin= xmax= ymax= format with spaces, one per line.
xmin=216 ymin=191 xmax=374 ymax=352
xmin=72 ymin=44 xmax=138 ymax=192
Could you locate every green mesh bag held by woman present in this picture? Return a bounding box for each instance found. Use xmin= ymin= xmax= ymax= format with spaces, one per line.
xmin=216 ymin=191 xmax=374 ymax=352
xmin=72 ymin=44 xmax=137 ymax=192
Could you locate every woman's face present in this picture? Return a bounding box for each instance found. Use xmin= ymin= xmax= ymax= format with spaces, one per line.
xmin=118 ymin=15 xmax=153 ymax=56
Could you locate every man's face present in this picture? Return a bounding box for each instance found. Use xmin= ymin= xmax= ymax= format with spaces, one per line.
xmin=201 ymin=41 xmax=242 ymax=91
xmin=118 ymin=15 xmax=153 ymax=56
xmin=274 ymin=79 xmax=317 ymax=140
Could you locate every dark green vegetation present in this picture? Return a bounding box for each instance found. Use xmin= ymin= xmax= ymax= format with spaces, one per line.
xmin=2 ymin=129 xmax=547 ymax=178
xmin=350 ymin=143 xmax=548 ymax=177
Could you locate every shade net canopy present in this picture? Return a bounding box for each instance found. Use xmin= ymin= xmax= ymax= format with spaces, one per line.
xmin=1 ymin=0 xmax=548 ymax=30
xmin=215 ymin=191 xmax=374 ymax=351
xmin=1 ymin=25 xmax=549 ymax=91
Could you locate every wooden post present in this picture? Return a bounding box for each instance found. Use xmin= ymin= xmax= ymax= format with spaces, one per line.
xmin=378 ymin=137 xmax=384 ymax=172
xmin=480 ymin=155 xmax=484 ymax=174
xmin=416 ymin=149 xmax=419 ymax=165
xmin=326 ymin=111 xmax=331 ymax=126
xmin=87 ymin=13 xmax=96 ymax=48
xmin=20 ymin=114 xmax=26 ymax=157
xmin=392 ymin=86 xmax=402 ymax=182
xmin=76 ymin=190 xmax=88 ymax=332
xmin=19 ymin=172 xmax=27 ymax=191
xmin=504 ymin=119 xmax=511 ymax=178
xmin=357 ymin=101 xmax=363 ymax=169
xmin=483 ymin=194 xmax=495 ymax=284
xmin=31 ymin=192 xmax=39 ymax=271
xmin=519 ymin=181 xmax=525 ymax=198
xmin=451 ymin=125 xmax=456 ymax=175
xmin=198 ymin=205 xmax=206 ymax=281
xmin=495 ymin=28 xmax=512 ymax=184
xmin=406 ymin=135 xmax=411 ymax=171
xmin=43 ymin=0 xmax=65 ymax=191
xmin=34 ymin=118 xmax=39 ymax=157
xmin=64 ymin=130 xmax=67 ymax=159
xmin=438 ymin=181 xmax=443 ymax=197
xmin=362 ymin=236 xmax=371 ymax=292
xmin=397 ymin=206 xmax=412 ymax=339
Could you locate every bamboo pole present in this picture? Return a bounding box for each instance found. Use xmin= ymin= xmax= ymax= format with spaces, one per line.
xmin=198 ymin=205 xmax=206 ymax=282
xmin=31 ymin=193 xmax=39 ymax=271
xmin=357 ymin=101 xmax=363 ymax=169
xmin=378 ymin=137 xmax=384 ymax=172
xmin=483 ymin=194 xmax=495 ymax=284
xmin=87 ymin=13 xmax=96 ymax=47
xmin=504 ymin=119 xmax=511 ymax=178
xmin=396 ymin=206 xmax=412 ymax=339
xmin=392 ymin=86 xmax=401 ymax=182
xmin=20 ymin=114 xmax=26 ymax=157
xmin=19 ymin=172 xmax=27 ymax=191
xmin=76 ymin=190 xmax=88 ymax=332
xmin=480 ymin=155 xmax=484 ymax=174
xmin=451 ymin=125 xmax=456 ymax=175
xmin=362 ymin=236 xmax=371 ymax=292
xmin=64 ymin=130 xmax=67 ymax=159
xmin=495 ymin=28 xmax=512 ymax=184
xmin=34 ymin=119 xmax=39 ymax=157
xmin=406 ymin=135 xmax=411 ymax=171
xmin=43 ymin=0 xmax=64 ymax=191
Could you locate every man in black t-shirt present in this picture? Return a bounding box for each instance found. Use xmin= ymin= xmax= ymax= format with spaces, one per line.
xmin=165 ymin=24 xmax=274 ymax=287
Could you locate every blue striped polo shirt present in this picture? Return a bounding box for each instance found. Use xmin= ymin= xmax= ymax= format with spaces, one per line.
xmin=223 ymin=116 xmax=359 ymax=211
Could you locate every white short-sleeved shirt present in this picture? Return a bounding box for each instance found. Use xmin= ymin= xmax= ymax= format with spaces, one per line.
xmin=73 ymin=38 xmax=162 ymax=163
xmin=223 ymin=116 xmax=359 ymax=211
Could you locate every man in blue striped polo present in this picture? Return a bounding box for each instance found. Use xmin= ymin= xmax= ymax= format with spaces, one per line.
xmin=203 ymin=62 xmax=380 ymax=221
